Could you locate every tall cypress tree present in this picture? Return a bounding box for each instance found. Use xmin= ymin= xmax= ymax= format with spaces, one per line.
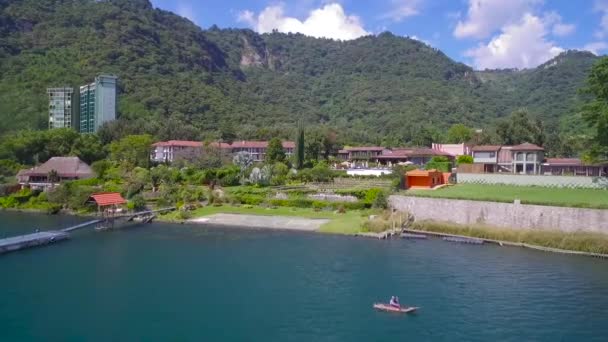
xmin=295 ymin=122 xmax=305 ymax=169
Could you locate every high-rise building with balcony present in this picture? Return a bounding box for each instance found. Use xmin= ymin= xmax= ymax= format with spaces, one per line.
xmin=79 ymin=74 xmax=118 ymax=133
xmin=47 ymin=87 xmax=75 ymax=129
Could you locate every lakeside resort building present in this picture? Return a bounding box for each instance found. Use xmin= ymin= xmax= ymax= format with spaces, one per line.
xmin=47 ymin=87 xmax=75 ymax=129
xmin=79 ymin=74 xmax=118 ymax=133
xmin=150 ymin=140 xmax=295 ymax=164
xmin=16 ymin=157 xmax=94 ymax=191
xmin=47 ymin=74 xmax=118 ymax=133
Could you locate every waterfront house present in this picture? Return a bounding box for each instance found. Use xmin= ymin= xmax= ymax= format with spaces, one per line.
xmin=541 ymin=158 xmax=607 ymax=177
xmin=337 ymin=147 xmax=385 ymax=168
xmin=17 ymin=157 xmax=94 ymax=190
xmin=510 ymin=143 xmax=544 ymax=175
xmin=470 ymin=143 xmax=544 ymax=175
xmin=216 ymin=141 xmax=295 ymax=162
xmin=374 ymin=148 xmax=453 ymax=167
xmin=151 ymin=140 xmax=204 ymax=163
xmin=471 ymin=145 xmax=502 ymax=173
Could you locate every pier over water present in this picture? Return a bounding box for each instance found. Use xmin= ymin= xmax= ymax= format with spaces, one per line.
xmin=0 ymin=208 xmax=174 ymax=255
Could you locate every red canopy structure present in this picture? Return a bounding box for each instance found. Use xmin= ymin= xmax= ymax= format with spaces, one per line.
xmin=89 ymin=193 xmax=127 ymax=207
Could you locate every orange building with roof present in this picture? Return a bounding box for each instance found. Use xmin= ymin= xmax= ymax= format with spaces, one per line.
xmin=405 ymin=169 xmax=444 ymax=189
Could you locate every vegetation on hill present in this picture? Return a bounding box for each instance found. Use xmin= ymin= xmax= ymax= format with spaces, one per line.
xmin=0 ymin=0 xmax=601 ymax=153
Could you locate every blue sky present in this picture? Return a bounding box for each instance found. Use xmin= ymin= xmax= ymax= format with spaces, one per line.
xmin=150 ymin=0 xmax=608 ymax=70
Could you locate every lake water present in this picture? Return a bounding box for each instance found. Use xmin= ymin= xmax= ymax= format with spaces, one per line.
xmin=1 ymin=211 xmax=608 ymax=341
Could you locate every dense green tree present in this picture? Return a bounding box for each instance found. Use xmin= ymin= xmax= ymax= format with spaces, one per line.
xmin=0 ymin=159 xmax=21 ymax=180
xmin=446 ymin=124 xmax=473 ymax=143
xmin=294 ymin=123 xmax=305 ymax=169
xmin=71 ymin=134 xmax=106 ymax=164
xmin=496 ymin=110 xmax=545 ymax=146
xmin=109 ymin=134 xmax=153 ymax=168
xmin=91 ymin=160 xmax=113 ymax=180
xmin=266 ymin=138 xmax=285 ymax=163
xmin=219 ymin=121 xmax=236 ymax=146
xmin=581 ymin=57 xmax=608 ymax=162
xmin=304 ymin=131 xmax=323 ymax=162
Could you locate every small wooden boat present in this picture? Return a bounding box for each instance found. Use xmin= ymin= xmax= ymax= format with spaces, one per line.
xmin=373 ymin=303 xmax=419 ymax=313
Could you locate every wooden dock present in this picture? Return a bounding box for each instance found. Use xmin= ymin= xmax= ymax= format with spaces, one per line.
xmin=0 ymin=231 xmax=69 ymax=254
xmin=0 ymin=208 xmax=176 ymax=255
xmin=401 ymin=233 xmax=428 ymax=239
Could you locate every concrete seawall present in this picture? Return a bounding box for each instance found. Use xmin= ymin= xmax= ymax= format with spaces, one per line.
xmin=389 ymin=195 xmax=608 ymax=233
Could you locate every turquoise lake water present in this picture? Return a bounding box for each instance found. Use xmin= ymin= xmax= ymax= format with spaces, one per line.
xmin=1 ymin=211 xmax=608 ymax=341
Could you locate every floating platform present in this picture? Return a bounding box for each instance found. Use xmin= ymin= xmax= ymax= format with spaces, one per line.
xmin=401 ymin=233 xmax=428 ymax=239
xmin=0 ymin=231 xmax=69 ymax=254
xmin=442 ymin=236 xmax=484 ymax=245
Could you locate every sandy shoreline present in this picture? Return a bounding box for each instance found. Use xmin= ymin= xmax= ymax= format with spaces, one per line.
xmin=188 ymin=213 xmax=330 ymax=231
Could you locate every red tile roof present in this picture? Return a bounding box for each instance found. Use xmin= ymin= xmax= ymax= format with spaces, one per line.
xmin=510 ymin=143 xmax=544 ymax=151
xmin=375 ymin=148 xmax=451 ymax=159
xmin=472 ymin=145 xmax=502 ymax=152
xmin=544 ymin=158 xmax=582 ymax=166
xmin=406 ymin=169 xmax=441 ymax=176
xmin=343 ymin=146 xmax=385 ymax=152
xmin=89 ymin=193 xmax=127 ymax=207
xmin=209 ymin=141 xmax=296 ymax=149
xmin=152 ymin=140 xmax=203 ymax=147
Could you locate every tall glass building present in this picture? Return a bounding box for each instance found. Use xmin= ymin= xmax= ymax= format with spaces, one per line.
xmin=47 ymin=87 xmax=75 ymax=129
xmin=79 ymin=74 xmax=118 ymax=133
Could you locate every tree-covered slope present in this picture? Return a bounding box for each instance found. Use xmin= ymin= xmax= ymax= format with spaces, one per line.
xmin=0 ymin=0 xmax=600 ymax=145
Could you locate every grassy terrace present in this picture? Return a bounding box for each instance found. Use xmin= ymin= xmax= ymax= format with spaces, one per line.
xmin=412 ymin=221 xmax=608 ymax=255
xmin=403 ymin=184 xmax=608 ymax=209
xmin=159 ymin=205 xmax=377 ymax=235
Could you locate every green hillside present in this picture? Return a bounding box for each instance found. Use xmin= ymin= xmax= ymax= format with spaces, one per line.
xmin=0 ymin=0 xmax=600 ymax=146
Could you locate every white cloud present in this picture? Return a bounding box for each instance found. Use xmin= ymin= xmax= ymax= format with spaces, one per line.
xmin=583 ymin=41 xmax=608 ymax=55
xmin=465 ymin=13 xmax=564 ymax=69
xmin=237 ymin=3 xmax=369 ymax=40
xmin=237 ymin=10 xmax=256 ymax=26
xmin=552 ymin=23 xmax=575 ymax=36
xmin=594 ymin=0 xmax=608 ymax=38
xmin=382 ymin=0 xmax=424 ymax=22
xmin=543 ymin=11 xmax=575 ymax=37
xmin=454 ymin=0 xmax=542 ymax=39
xmin=176 ymin=2 xmax=196 ymax=23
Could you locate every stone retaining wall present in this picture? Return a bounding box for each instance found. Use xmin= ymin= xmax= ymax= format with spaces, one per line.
xmin=457 ymin=173 xmax=608 ymax=189
xmin=389 ymin=195 xmax=608 ymax=233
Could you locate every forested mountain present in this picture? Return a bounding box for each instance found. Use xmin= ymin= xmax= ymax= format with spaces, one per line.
xmin=0 ymin=0 xmax=600 ymax=146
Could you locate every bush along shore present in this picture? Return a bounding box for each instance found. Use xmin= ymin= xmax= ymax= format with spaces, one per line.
xmin=410 ymin=220 xmax=608 ymax=255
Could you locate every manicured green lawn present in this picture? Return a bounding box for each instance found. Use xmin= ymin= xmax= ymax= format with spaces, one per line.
xmin=159 ymin=205 xmax=375 ymax=235
xmin=404 ymin=184 xmax=608 ymax=209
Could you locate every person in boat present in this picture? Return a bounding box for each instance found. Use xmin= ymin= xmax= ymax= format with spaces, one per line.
xmin=389 ymin=296 xmax=400 ymax=308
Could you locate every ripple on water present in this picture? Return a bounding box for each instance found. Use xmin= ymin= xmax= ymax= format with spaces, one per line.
xmin=1 ymin=215 xmax=608 ymax=341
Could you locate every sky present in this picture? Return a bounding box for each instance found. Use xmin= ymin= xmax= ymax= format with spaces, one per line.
xmin=149 ymin=0 xmax=608 ymax=70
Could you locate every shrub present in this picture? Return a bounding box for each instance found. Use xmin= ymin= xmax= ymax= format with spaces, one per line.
xmin=233 ymin=194 xmax=265 ymax=205
xmin=312 ymin=200 xmax=327 ymax=210
xmin=129 ymin=195 xmax=147 ymax=211
xmin=0 ymin=196 xmax=19 ymax=208
xmin=456 ymin=155 xmax=474 ymax=165
xmin=219 ymin=172 xmax=240 ymax=187
xmin=372 ymin=191 xmax=388 ymax=209
xmin=177 ymin=210 xmax=192 ymax=220
xmin=425 ymin=156 xmax=453 ymax=172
